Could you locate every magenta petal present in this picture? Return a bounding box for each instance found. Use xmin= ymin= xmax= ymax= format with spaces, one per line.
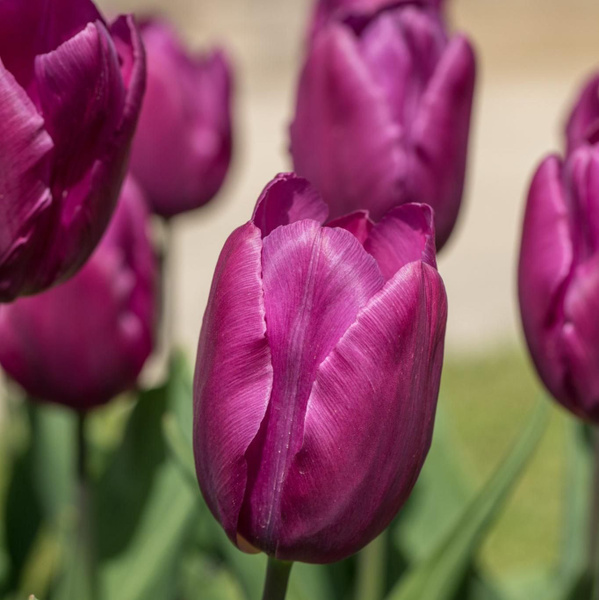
xmin=33 ymin=16 xmax=146 ymax=292
xmin=327 ymin=210 xmax=373 ymax=244
xmin=410 ymin=35 xmax=476 ymax=249
xmin=566 ymin=73 xmax=599 ymax=154
xmin=365 ymin=202 xmax=436 ymax=279
xmin=290 ymin=24 xmax=404 ymax=220
xmin=194 ymin=223 xmax=273 ymax=544
xmin=237 ymin=220 xmax=384 ymax=554
xmin=0 ymin=0 xmax=103 ymax=93
xmin=252 ymin=173 xmax=329 ymax=237
xmin=35 ymin=21 xmax=126 ymax=190
xmin=518 ymin=155 xmax=573 ymax=403
xmin=561 ymin=256 xmax=599 ymax=421
xmin=275 ymin=261 xmax=447 ymax=563
xmin=0 ymin=60 xmax=53 ymax=300
xmin=359 ymin=8 xmax=445 ymax=128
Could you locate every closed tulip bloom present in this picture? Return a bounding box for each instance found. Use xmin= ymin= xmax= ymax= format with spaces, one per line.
xmin=566 ymin=72 xmax=599 ymax=155
xmin=0 ymin=0 xmax=145 ymax=302
xmin=129 ymin=20 xmax=233 ymax=219
xmin=519 ymin=143 xmax=599 ymax=423
xmin=310 ymin=0 xmax=446 ymax=40
xmin=0 ymin=177 xmax=156 ymax=411
xmin=194 ymin=173 xmax=447 ymax=563
xmin=291 ymin=0 xmax=476 ymax=250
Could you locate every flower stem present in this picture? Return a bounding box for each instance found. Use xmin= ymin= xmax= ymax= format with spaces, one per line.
xmin=76 ymin=411 xmax=97 ymax=600
xmin=356 ymin=532 xmax=386 ymax=600
xmin=261 ymin=557 xmax=293 ymax=600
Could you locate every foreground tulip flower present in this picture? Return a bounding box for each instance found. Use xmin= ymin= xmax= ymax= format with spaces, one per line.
xmin=194 ymin=173 xmax=447 ymax=564
xmin=129 ymin=19 xmax=233 ymax=219
xmin=519 ymin=141 xmax=599 ymax=423
xmin=291 ymin=0 xmax=476 ymax=250
xmin=0 ymin=177 xmax=156 ymax=411
xmin=566 ymin=72 xmax=599 ymax=155
xmin=0 ymin=0 xmax=146 ymax=302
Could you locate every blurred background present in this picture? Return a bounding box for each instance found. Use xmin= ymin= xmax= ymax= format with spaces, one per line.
xmin=90 ymin=0 xmax=599 ymax=587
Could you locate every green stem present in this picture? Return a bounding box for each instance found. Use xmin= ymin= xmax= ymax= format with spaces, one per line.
xmin=356 ymin=532 xmax=387 ymax=600
xmin=76 ymin=412 xmax=98 ymax=600
xmin=261 ymin=557 xmax=293 ymax=600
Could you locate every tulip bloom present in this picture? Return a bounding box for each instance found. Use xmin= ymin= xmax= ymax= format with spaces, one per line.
xmin=290 ymin=1 xmax=476 ymax=250
xmin=519 ymin=141 xmax=599 ymax=423
xmin=194 ymin=173 xmax=447 ymax=563
xmin=129 ymin=20 xmax=233 ymax=219
xmin=0 ymin=0 xmax=145 ymax=302
xmin=310 ymin=0 xmax=446 ymax=40
xmin=566 ymin=72 xmax=599 ymax=155
xmin=0 ymin=177 xmax=156 ymax=411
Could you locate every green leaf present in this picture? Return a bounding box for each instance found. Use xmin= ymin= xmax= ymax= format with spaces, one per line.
xmin=386 ymin=401 xmax=549 ymax=600
xmin=97 ymin=352 xmax=199 ymax=600
xmin=395 ymin=406 xmax=474 ymax=561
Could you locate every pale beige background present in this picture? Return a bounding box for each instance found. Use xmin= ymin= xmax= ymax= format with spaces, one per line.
xmin=98 ymin=0 xmax=599 ymax=357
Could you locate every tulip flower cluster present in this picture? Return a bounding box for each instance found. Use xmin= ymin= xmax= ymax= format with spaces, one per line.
xmin=519 ymin=74 xmax=599 ymax=423
xmin=291 ymin=0 xmax=476 ymax=249
xmin=0 ymin=0 xmax=145 ymax=301
xmin=194 ymin=173 xmax=447 ymax=563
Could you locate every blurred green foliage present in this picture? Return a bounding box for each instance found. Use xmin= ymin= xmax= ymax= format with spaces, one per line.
xmin=0 ymin=346 xmax=591 ymax=600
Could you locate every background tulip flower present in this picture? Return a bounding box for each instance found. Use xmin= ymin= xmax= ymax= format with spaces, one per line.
xmin=0 ymin=0 xmax=146 ymax=302
xmin=309 ymin=0 xmax=446 ymax=41
xmin=129 ymin=19 xmax=233 ymax=219
xmin=194 ymin=173 xmax=447 ymax=563
xmin=0 ymin=177 xmax=156 ymax=411
xmin=519 ymin=143 xmax=599 ymax=423
xmin=290 ymin=0 xmax=476 ymax=250
xmin=566 ymin=72 xmax=599 ymax=154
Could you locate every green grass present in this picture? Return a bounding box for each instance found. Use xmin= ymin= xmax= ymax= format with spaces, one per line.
xmin=441 ymin=345 xmax=569 ymax=577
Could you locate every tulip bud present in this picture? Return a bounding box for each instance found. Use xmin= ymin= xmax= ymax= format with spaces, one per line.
xmin=565 ymin=73 xmax=599 ymax=155
xmin=193 ymin=173 xmax=447 ymax=563
xmin=310 ymin=0 xmax=446 ymax=41
xmin=129 ymin=19 xmax=233 ymax=219
xmin=0 ymin=177 xmax=157 ymax=411
xmin=290 ymin=1 xmax=476 ymax=250
xmin=519 ymin=143 xmax=599 ymax=423
xmin=0 ymin=0 xmax=146 ymax=301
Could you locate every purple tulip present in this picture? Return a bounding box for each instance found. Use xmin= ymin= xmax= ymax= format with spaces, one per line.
xmin=129 ymin=19 xmax=233 ymax=219
xmin=193 ymin=173 xmax=447 ymax=563
xmin=566 ymin=72 xmax=599 ymax=155
xmin=290 ymin=0 xmax=476 ymax=250
xmin=0 ymin=0 xmax=146 ymax=302
xmin=519 ymin=140 xmax=599 ymax=423
xmin=310 ymin=0 xmax=446 ymax=40
xmin=0 ymin=177 xmax=156 ymax=411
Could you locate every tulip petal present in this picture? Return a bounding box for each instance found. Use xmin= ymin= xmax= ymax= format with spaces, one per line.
xmin=327 ymin=210 xmax=373 ymax=244
xmin=194 ymin=223 xmax=273 ymax=543
xmin=410 ymin=34 xmax=476 ymax=249
xmin=252 ymin=173 xmax=329 ymax=237
xmin=237 ymin=220 xmax=384 ymax=553
xmin=566 ymin=73 xmax=599 ymax=154
xmin=290 ymin=23 xmax=405 ymax=220
xmin=365 ymin=202 xmax=436 ymax=278
xmin=0 ymin=59 xmax=53 ymax=300
xmin=519 ymin=155 xmax=573 ymax=404
xmin=359 ymin=8 xmax=445 ymax=129
xmin=275 ymin=261 xmax=446 ymax=562
xmin=566 ymin=146 xmax=599 ymax=258
xmin=561 ymin=256 xmax=599 ymax=421
xmin=35 ymin=21 xmax=125 ymax=190
xmin=29 ymin=16 xmax=146 ymax=293
xmin=0 ymin=0 xmax=102 ymax=95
